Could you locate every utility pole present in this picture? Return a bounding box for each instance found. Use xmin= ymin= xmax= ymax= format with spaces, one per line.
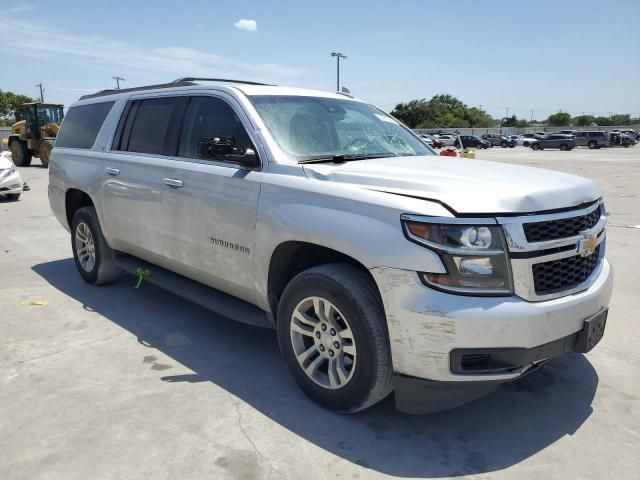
xmin=35 ymin=83 xmax=44 ymax=102
xmin=113 ymin=76 xmax=126 ymax=90
xmin=530 ymin=108 xmax=534 ymax=122
xmin=478 ymin=104 xmax=484 ymax=111
xmin=505 ymin=107 xmax=509 ymax=119
xmin=330 ymin=52 xmax=347 ymax=91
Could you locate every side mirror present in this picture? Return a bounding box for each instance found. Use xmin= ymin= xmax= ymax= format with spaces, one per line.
xmin=199 ymin=137 xmax=260 ymax=169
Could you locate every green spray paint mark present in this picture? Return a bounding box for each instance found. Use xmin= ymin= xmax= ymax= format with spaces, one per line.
xmin=135 ymin=268 xmax=151 ymax=288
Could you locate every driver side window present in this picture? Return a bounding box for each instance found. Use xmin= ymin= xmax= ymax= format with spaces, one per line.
xmin=179 ymin=96 xmax=253 ymax=160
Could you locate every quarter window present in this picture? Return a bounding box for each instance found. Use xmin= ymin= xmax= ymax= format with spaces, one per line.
xmin=56 ymin=102 xmax=115 ymax=149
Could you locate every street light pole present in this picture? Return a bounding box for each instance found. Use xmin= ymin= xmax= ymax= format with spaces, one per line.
xmin=331 ymin=52 xmax=347 ymax=91
xmin=113 ymin=76 xmax=126 ymax=90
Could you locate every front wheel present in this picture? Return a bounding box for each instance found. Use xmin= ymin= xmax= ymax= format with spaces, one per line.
xmin=559 ymin=144 xmax=568 ymax=151
xmin=10 ymin=141 xmax=32 ymax=167
xmin=71 ymin=207 xmax=123 ymax=285
xmin=532 ymin=143 xmax=540 ymax=150
xmin=38 ymin=140 xmax=53 ymax=168
xmin=277 ymin=264 xmax=393 ymax=413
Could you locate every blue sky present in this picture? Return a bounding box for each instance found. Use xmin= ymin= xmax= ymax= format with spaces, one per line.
xmin=2 ymin=0 xmax=639 ymax=119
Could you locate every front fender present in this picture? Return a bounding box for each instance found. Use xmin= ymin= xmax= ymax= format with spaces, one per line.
xmin=253 ymin=178 xmax=448 ymax=310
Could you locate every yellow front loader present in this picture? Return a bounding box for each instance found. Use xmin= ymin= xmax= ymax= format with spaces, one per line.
xmin=2 ymin=102 xmax=64 ymax=168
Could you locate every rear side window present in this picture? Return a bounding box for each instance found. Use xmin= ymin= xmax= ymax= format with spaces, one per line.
xmin=116 ymin=97 xmax=180 ymax=155
xmin=56 ymin=102 xmax=114 ymax=149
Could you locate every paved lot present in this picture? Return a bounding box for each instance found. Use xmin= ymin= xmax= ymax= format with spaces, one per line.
xmin=1 ymin=147 xmax=639 ymax=480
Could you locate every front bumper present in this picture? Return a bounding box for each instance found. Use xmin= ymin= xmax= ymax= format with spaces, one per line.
xmin=371 ymin=258 xmax=613 ymax=383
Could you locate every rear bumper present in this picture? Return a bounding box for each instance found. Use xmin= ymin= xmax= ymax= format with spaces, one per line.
xmin=371 ymin=259 xmax=613 ymax=383
xmin=0 ymin=173 xmax=23 ymax=194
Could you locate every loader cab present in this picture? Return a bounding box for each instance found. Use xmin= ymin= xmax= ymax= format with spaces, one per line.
xmin=20 ymin=103 xmax=64 ymax=139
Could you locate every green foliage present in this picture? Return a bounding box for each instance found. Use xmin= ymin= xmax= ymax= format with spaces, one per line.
xmin=0 ymin=89 xmax=36 ymax=125
xmin=391 ymin=94 xmax=494 ymax=129
xmin=573 ymin=115 xmax=596 ymax=126
xmin=546 ymin=112 xmax=572 ymax=126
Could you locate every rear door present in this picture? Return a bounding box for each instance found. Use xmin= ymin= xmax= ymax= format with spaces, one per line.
xmin=100 ymin=95 xmax=186 ymax=262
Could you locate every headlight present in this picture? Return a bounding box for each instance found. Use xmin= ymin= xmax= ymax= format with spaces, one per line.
xmin=402 ymin=218 xmax=513 ymax=296
xmin=1 ymin=164 xmax=16 ymax=177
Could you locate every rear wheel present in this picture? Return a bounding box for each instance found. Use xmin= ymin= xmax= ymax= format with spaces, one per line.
xmin=531 ymin=143 xmax=540 ymax=150
xmin=10 ymin=141 xmax=32 ymax=167
xmin=523 ymin=141 xmax=530 ymax=147
xmin=277 ymin=264 xmax=393 ymax=413
xmin=71 ymin=207 xmax=122 ymax=285
xmin=588 ymin=141 xmax=597 ymax=149
xmin=38 ymin=140 xmax=53 ymax=168
xmin=559 ymin=144 xmax=568 ymax=151
xmin=500 ymin=141 xmax=508 ymax=148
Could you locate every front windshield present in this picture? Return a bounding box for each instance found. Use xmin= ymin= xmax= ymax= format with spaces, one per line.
xmin=37 ymin=105 xmax=64 ymax=124
xmin=249 ymin=95 xmax=433 ymax=161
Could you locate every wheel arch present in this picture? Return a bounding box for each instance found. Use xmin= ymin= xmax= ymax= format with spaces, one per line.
xmin=65 ymin=188 xmax=95 ymax=228
xmin=267 ymin=241 xmax=376 ymax=324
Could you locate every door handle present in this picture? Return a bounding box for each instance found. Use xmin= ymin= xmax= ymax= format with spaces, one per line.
xmin=163 ymin=178 xmax=184 ymax=188
xmin=105 ymin=167 xmax=120 ymax=176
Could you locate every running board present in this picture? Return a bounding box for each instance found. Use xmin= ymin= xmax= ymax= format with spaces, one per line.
xmin=114 ymin=254 xmax=273 ymax=329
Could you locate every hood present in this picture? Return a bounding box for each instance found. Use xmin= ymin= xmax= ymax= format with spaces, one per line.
xmin=303 ymin=155 xmax=600 ymax=214
xmin=0 ymin=153 xmax=14 ymax=170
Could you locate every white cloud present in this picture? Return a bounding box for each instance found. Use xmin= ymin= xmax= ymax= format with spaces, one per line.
xmin=233 ymin=19 xmax=257 ymax=32
xmin=0 ymin=20 xmax=305 ymax=82
xmin=6 ymin=5 xmax=35 ymax=14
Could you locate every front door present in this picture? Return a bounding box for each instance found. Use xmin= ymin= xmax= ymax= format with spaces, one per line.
xmin=154 ymin=94 xmax=262 ymax=304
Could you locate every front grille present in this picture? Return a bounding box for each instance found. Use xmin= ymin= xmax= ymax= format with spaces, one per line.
xmin=532 ymin=246 xmax=600 ymax=295
xmin=523 ymin=207 xmax=600 ymax=242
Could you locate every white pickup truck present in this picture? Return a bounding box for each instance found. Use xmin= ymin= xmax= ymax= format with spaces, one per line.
xmin=48 ymin=78 xmax=612 ymax=413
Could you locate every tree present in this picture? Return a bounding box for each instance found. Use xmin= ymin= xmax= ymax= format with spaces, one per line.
xmin=546 ymin=112 xmax=572 ymax=126
xmin=391 ymin=94 xmax=494 ymax=128
xmin=573 ymin=115 xmax=596 ymax=126
xmin=0 ymin=90 xmax=36 ymax=125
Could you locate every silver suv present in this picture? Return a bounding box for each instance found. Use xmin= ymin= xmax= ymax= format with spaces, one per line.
xmin=574 ymin=131 xmax=610 ymax=149
xmin=48 ymin=78 xmax=612 ymax=413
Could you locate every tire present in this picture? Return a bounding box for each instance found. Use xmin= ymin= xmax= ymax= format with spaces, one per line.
xmin=559 ymin=144 xmax=568 ymax=151
xmin=523 ymin=141 xmax=530 ymax=147
xmin=531 ymin=143 xmax=540 ymax=150
xmin=5 ymin=193 xmax=20 ymax=201
xmin=588 ymin=141 xmax=597 ymax=149
xmin=276 ymin=264 xmax=393 ymax=413
xmin=38 ymin=140 xmax=53 ymax=168
xmin=500 ymin=141 xmax=508 ymax=148
xmin=71 ymin=206 xmax=122 ymax=285
xmin=10 ymin=140 xmax=32 ymax=167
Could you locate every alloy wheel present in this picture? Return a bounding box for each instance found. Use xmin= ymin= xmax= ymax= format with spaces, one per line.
xmin=289 ymin=296 xmax=357 ymax=389
xmin=75 ymin=222 xmax=96 ymax=272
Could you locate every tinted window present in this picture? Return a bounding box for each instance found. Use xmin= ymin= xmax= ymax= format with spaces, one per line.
xmin=179 ymin=96 xmax=253 ymax=159
xmin=56 ymin=102 xmax=114 ymax=149
xmin=119 ymin=97 xmax=178 ymax=155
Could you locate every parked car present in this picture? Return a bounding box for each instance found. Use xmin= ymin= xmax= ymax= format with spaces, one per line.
xmin=454 ymin=135 xmax=490 ymax=149
xmin=574 ymin=131 xmax=610 ymax=149
xmin=0 ymin=151 xmax=23 ymax=200
xmin=560 ymin=130 xmax=577 ymax=135
xmin=433 ymin=134 xmax=456 ymax=146
xmin=614 ymin=129 xmax=640 ymax=141
xmin=530 ymin=134 xmax=577 ymax=150
xmin=482 ymin=134 xmax=516 ymax=148
xmin=609 ymin=132 xmax=637 ymax=148
xmin=419 ymin=134 xmax=444 ymax=149
xmin=514 ymin=135 xmax=537 ymax=147
xmin=49 ymin=78 xmax=612 ymax=414
xmin=534 ymin=131 xmax=548 ymax=139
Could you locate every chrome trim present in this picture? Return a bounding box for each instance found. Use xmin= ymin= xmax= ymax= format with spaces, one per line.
xmin=498 ymin=200 xmax=607 ymax=302
xmin=401 ymin=214 xmax=498 ymax=225
xmin=497 ymin=200 xmax=604 ymax=253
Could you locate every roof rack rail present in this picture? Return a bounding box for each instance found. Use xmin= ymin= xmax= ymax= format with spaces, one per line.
xmin=172 ymin=77 xmax=271 ymax=86
xmin=79 ymin=77 xmax=270 ymax=101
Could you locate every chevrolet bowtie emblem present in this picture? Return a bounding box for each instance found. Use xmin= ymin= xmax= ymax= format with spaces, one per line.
xmin=578 ymin=232 xmax=598 ymax=257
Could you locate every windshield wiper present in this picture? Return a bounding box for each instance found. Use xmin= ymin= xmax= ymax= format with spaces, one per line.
xmin=298 ymin=153 xmax=395 ymax=164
